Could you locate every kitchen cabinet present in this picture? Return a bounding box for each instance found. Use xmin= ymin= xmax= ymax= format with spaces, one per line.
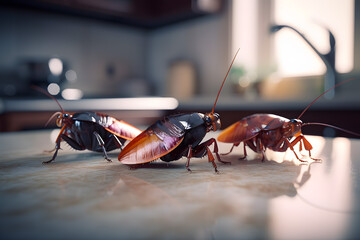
xmin=2 ymin=0 xmax=225 ymax=28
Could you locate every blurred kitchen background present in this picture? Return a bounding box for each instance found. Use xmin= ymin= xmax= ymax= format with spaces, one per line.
xmin=0 ymin=0 xmax=359 ymax=137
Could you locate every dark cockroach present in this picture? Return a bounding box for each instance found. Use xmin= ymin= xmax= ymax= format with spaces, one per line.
xmin=118 ymin=50 xmax=240 ymax=172
xmin=217 ymin=78 xmax=360 ymax=162
xmin=35 ymin=87 xmax=142 ymax=163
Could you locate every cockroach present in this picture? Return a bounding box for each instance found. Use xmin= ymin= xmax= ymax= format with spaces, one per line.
xmin=217 ymin=78 xmax=360 ymax=162
xmin=34 ymin=87 xmax=142 ymax=163
xmin=117 ymin=49 xmax=240 ymax=172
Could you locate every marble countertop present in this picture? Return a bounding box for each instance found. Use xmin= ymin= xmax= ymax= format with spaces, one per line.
xmin=1 ymin=129 xmax=360 ymax=239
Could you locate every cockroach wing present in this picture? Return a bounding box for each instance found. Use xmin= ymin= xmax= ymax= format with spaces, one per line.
xmin=105 ymin=119 xmax=142 ymax=141
xmin=263 ymin=114 xmax=289 ymax=130
xmin=118 ymin=120 xmax=185 ymax=165
xmin=217 ymin=120 xmax=254 ymax=143
xmin=217 ymin=114 xmax=289 ymax=143
xmin=72 ymin=112 xmax=141 ymax=140
xmin=244 ymin=114 xmax=287 ymax=131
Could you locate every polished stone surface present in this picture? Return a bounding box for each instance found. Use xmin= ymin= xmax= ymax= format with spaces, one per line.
xmin=1 ymin=130 xmax=360 ymax=239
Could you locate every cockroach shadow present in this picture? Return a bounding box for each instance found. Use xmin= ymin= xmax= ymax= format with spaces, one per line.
xmin=220 ymin=153 xmax=319 ymax=199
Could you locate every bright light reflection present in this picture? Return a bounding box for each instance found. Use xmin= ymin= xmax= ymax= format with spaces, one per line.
xmin=116 ymin=98 xmax=179 ymax=110
xmin=231 ymin=0 xmax=258 ymax=71
xmin=196 ymin=0 xmax=221 ymax=12
xmin=330 ymin=137 xmax=352 ymax=209
xmin=47 ymin=83 xmax=60 ymax=95
xmin=269 ymin=136 xmax=352 ymax=240
xmin=50 ymin=129 xmax=61 ymax=143
xmin=77 ymin=98 xmax=179 ymax=110
xmin=48 ymin=58 xmax=63 ymax=76
xmin=61 ymin=88 xmax=83 ymax=100
xmin=274 ymin=0 xmax=354 ymax=76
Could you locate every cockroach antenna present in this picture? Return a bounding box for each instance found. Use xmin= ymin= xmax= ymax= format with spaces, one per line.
xmin=297 ymin=78 xmax=355 ymax=119
xmin=31 ymin=85 xmax=65 ymax=113
xmin=211 ymin=48 xmax=240 ymax=114
xmin=297 ymin=78 xmax=360 ymax=137
xmin=302 ymin=122 xmax=360 ymax=137
xmin=31 ymin=85 xmax=66 ymax=127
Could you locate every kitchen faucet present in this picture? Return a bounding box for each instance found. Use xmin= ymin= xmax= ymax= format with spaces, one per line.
xmin=270 ymin=24 xmax=336 ymax=99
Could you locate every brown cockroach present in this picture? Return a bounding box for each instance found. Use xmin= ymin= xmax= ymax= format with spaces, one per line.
xmin=117 ymin=49 xmax=240 ymax=172
xmin=217 ymin=78 xmax=360 ymax=162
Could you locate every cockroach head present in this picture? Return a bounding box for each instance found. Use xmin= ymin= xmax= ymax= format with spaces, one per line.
xmin=290 ymin=119 xmax=302 ymax=124
xmin=56 ymin=113 xmax=71 ymax=127
xmin=282 ymin=118 xmax=303 ymax=137
xmin=204 ymin=113 xmax=221 ymax=132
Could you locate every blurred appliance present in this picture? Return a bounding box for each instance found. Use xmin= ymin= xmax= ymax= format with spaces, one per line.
xmin=0 ymin=58 xmax=69 ymax=97
xmin=18 ymin=58 xmax=69 ymax=97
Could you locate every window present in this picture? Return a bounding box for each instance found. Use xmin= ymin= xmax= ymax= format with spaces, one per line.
xmin=273 ymin=0 xmax=354 ymax=77
xmin=231 ymin=0 xmax=355 ymax=78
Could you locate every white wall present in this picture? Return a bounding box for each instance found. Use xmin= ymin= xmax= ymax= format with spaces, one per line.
xmin=146 ymin=7 xmax=231 ymax=97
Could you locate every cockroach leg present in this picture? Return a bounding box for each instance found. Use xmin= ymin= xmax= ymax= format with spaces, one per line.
xmin=286 ymin=138 xmax=308 ymax=162
xmin=288 ymin=135 xmax=322 ymax=162
xmin=255 ymin=138 xmax=266 ymax=162
xmin=238 ymin=142 xmax=248 ymax=160
xmin=192 ymin=138 xmax=227 ymax=172
xmin=260 ymin=152 xmax=265 ymax=162
xmin=93 ymin=132 xmax=112 ymax=162
xmin=209 ymin=138 xmax=230 ymax=165
xmin=102 ymin=148 xmax=112 ymax=162
xmin=206 ymin=147 xmax=219 ymax=173
xmin=196 ymin=138 xmax=229 ymax=164
xmin=112 ymin=135 xmax=124 ymax=151
xmin=308 ymin=150 xmax=321 ymax=162
xmin=43 ymin=149 xmax=59 ymax=164
xmin=300 ymin=136 xmax=321 ymax=161
xmin=43 ymin=147 xmax=56 ymax=154
xmin=299 ymin=140 xmax=303 ymax=152
xmin=186 ymin=145 xmax=193 ymax=172
xmin=43 ymin=139 xmax=62 ymax=164
xmin=221 ymin=142 xmax=240 ymax=156
xmin=62 ymin=135 xmax=86 ymax=151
